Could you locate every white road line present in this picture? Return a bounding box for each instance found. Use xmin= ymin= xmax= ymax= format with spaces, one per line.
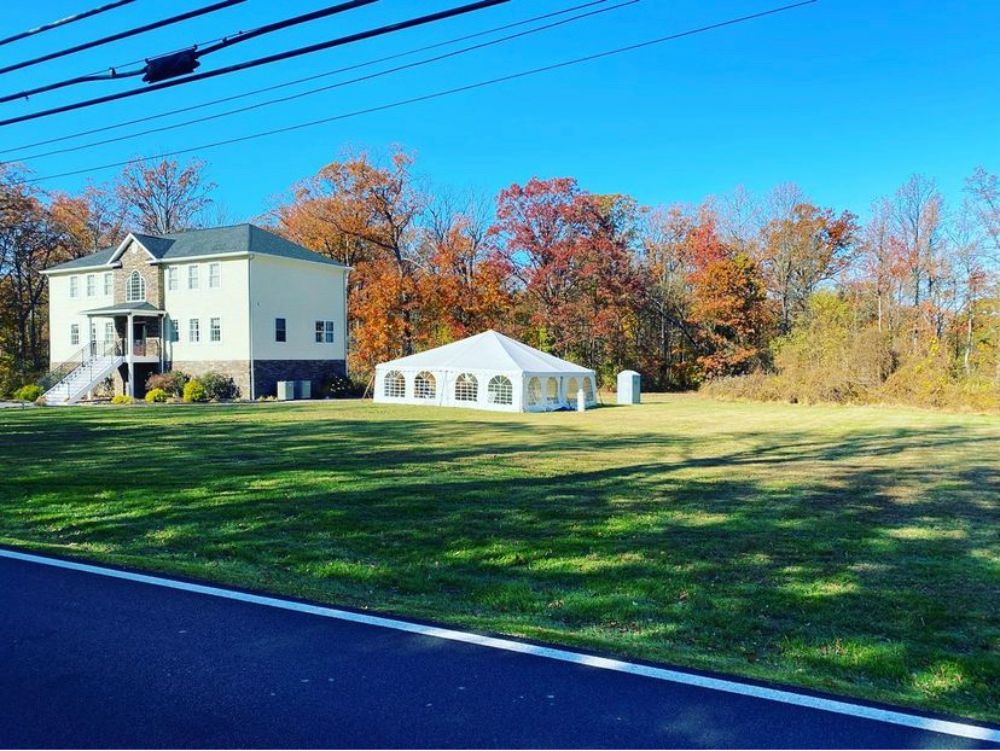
xmin=2 ymin=547 xmax=998 ymax=743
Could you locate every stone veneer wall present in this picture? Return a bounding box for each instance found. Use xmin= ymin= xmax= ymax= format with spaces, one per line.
xmin=253 ymin=359 xmax=347 ymax=398
xmin=157 ymin=359 xmax=345 ymax=399
xmin=168 ymin=360 xmax=252 ymax=399
xmin=114 ymin=240 xmax=162 ymax=306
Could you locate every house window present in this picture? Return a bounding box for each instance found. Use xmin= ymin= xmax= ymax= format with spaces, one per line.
xmin=454 ymin=373 xmax=478 ymax=402
xmin=167 ymin=267 xmax=178 ymax=291
xmin=70 ymin=276 xmax=79 ymax=298
xmin=414 ymin=371 xmax=436 ymax=399
xmin=126 ymin=271 xmax=145 ymax=302
xmin=103 ymin=272 xmax=113 ymax=296
xmin=90 ymin=322 xmax=97 ymax=343
xmin=383 ymin=370 xmax=405 ymax=399
xmin=104 ymin=322 xmax=115 ymax=342
xmin=189 ymin=319 xmax=200 ymax=343
xmin=210 ymin=317 xmax=221 ymax=342
xmin=315 ymin=320 xmax=334 ymax=343
xmin=70 ymin=324 xmax=80 ymax=346
xmin=86 ymin=274 xmax=96 ymax=297
xmin=275 ymin=318 xmax=286 ymax=342
xmin=209 ymin=263 xmax=221 ymax=289
xmin=188 ymin=265 xmax=199 ymax=290
xmin=488 ymin=375 xmax=513 ymax=406
xmin=165 ymin=319 xmax=179 ymax=343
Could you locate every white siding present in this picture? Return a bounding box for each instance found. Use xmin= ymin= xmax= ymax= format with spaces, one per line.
xmin=248 ymin=254 xmax=347 ymax=362
xmin=48 ymin=270 xmax=115 ymax=365
xmin=161 ymin=258 xmax=250 ymax=362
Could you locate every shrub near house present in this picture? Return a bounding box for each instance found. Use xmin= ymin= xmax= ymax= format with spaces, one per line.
xmin=14 ymin=384 xmax=43 ymax=402
xmin=146 ymin=370 xmax=189 ymax=397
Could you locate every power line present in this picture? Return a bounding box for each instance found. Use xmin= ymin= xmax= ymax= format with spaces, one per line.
xmin=9 ymin=1 xmax=638 ymax=162
xmin=23 ymin=0 xmax=819 ymax=184
xmin=0 ymin=0 xmax=379 ymax=105
xmin=1 ymin=0 xmax=615 ymax=157
xmin=0 ymin=0 xmax=248 ymax=76
xmin=0 ymin=0 xmax=509 ymax=127
xmin=0 ymin=1 xmax=137 ymax=48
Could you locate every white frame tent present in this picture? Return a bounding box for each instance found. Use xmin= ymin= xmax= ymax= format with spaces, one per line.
xmin=373 ymin=330 xmax=599 ymax=413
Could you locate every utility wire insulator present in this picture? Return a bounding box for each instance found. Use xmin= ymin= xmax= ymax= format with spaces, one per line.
xmin=143 ymin=50 xmax=202 ymax=83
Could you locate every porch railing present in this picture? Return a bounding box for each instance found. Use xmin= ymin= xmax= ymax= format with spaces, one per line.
xmin=132 ymin=337 xmax=161 ymax=358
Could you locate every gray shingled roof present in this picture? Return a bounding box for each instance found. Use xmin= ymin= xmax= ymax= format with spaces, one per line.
xmin=46 ymin=224 xmax=345 ymax=272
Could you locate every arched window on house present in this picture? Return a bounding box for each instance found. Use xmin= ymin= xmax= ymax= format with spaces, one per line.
xmin=126 ymin=271 xmax=146 ymax=302
xmin=414 ymin=371 xmax=436 ymax=399
xmin=487 ymin=375 xmax=513 ymax=405
xmin=454 ymin=373 xmax=478 ymax=402
xmin=383 ymin=370 xmax=406 ymax=398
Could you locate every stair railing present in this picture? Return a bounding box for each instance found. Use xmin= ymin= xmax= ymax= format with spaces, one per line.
xmin=39 ymin=337 xmax=124 ymax=402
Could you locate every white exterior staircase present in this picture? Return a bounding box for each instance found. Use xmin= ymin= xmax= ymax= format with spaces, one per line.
xmin=41 ymin=340 xmax=125 ymax=406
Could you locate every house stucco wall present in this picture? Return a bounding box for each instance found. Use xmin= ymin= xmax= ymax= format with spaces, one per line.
xmin=161 ymin=257 xmax=251 ymax=366
xmin=48 ymin=268 xmax=115 ymax=365
xmin=248 ymin=254 xmax=347 ymax=365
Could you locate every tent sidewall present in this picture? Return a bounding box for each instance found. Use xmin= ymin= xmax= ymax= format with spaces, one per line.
xmin=374 ymin=365 xmax=598 ymax=413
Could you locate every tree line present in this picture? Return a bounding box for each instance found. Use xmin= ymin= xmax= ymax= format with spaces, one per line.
xmin=1 ymin=150 xmax=998 ymax=409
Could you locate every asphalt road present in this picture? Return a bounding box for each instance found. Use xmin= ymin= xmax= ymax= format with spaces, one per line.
xmin=1 ymin=552 xmax=996 ymax=749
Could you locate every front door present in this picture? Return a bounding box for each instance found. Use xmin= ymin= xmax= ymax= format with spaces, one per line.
xmin=133 ymin=321 xmax=146 ymax=356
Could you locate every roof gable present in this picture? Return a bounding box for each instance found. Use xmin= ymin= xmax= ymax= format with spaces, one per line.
xmin=108 ymin=233 xmax=161 ymax=264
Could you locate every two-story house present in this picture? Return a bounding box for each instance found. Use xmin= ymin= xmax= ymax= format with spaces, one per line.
xmin=42 ymin=224 xmax=348 ymax=403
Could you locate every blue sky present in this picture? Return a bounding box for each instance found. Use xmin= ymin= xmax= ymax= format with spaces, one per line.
xmin=2 ymin=1 xmax=998 ymax=222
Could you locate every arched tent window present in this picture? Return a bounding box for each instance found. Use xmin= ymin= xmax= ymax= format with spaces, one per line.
xmin=414 ymin=371 xmax=436 ymax=399
xmin=584 ymin=376 xmax=596 ymax=403
xmin=383 ymin=370 xmax=406 ymax=398
xmin=526 ymin=377 xmax=542 ymax=407
xmin=545 ymin=377 xmax=559 ymax=405
xmin=454 ymin=373 xmax=478 ymax=402
xmin=566 ymin=377 xmax=579 ymax=401
xmin=126 ymin=271 xmax=146 ymax=302
xmin=487 ymin=375 xmax=513 ymax=405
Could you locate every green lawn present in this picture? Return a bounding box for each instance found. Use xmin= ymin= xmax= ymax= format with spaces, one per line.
xmin=1 ymin=395 xmax=997 ymax=721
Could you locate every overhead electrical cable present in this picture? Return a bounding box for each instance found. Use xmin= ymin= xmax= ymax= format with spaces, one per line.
xmin=8 ymin=0 xmax=638 ymax=162
xmin=0 ymin=0 xmax=508 ymax=124
xmin=0 ymin=1 xmax=137 ymax=48
xmin=22 ymin=0 xmax=819 ymax=184
xmin=0 ymin=0 xmax=248 ymax=76
xmin=0 ymin=0 xmax=380 ymax=104
xmin=1 ymin=0 xmax=615 ymax=157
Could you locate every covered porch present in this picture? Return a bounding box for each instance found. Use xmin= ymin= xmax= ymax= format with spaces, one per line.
xmin=83 ymin=302 xmax=167 ymax=397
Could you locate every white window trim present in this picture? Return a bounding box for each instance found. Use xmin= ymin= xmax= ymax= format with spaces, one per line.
xmin=189 ymin=318 xmax=200 ymax=343
xmin=210 ymin=317 xmax=222 ymax=343
xmin=126 ymin=270 xmax=146 ymax=303
xmin=103 ymin=272 xmax=113 ymax=296
xmin=70 ymin=276 xmax=79 ymax=298
xmin=315 ymin=320 xmax=335 ymax=344
xmin=208 ymin=263 xmax=221 ymax=289
xmin=86 ymin=274 xmax=96 ymax=297
xmin=167 ymin=267 xmax=179 ymax=291
xmin=188 ymin=265 xmax=200 ymax=290
xmin=70 ymin=324 xmax=80 ymax=346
